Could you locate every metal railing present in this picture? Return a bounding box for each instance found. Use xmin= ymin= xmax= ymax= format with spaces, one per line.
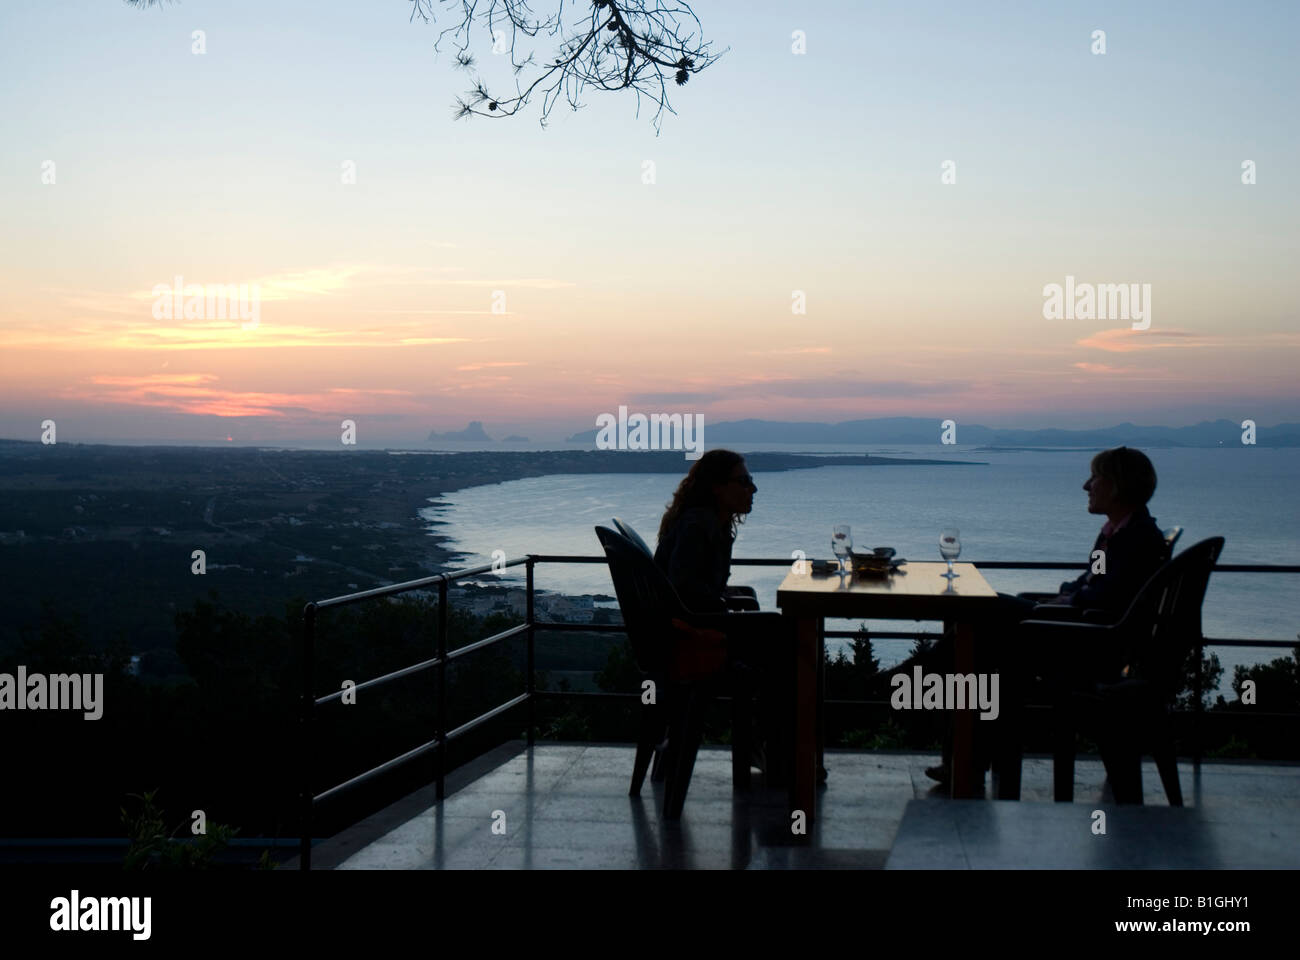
xmin=300 ymin=556 xmax=537 ymax=870
xmin=300 ymin=555 xmax=1299 ymax=868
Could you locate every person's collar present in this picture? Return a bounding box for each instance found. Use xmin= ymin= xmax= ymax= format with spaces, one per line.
xmin=1102 ymin=506 xmax=1140 ymax=538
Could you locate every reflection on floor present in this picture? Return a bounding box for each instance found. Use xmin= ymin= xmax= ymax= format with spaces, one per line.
xmin=320 ymin=743 xmax=1300 ymax=870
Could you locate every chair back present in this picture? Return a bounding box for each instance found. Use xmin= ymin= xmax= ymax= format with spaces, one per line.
xmin=1161 ymin=525 xmax=1184 ymax=560
xmin=1116 ymin=536 xmax=1224 ymax=699
xmin=595 ymin=525 xmax=686 ymax=676
xmin=612 ymin=517 xmax=654 ymax=558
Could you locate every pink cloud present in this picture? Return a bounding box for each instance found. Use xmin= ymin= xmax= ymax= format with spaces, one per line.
xmin=61 ymin=373 xmax=427 ymax=419
xmin=456 ymin=361 xmax=529 ymax=371
xmin=1076 ymin=328 xmax=1212 ymax=353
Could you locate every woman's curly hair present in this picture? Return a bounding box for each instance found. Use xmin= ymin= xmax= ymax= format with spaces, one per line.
xmin=657 ymin=449 xmax=748 ymax=545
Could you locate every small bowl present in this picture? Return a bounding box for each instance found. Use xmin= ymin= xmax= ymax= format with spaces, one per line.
xmin=850 ymin=552 xmax=894 ymax=577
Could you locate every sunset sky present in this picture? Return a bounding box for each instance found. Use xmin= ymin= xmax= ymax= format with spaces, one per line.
xmin=1 ymin=0 xmax=1296 ymax=447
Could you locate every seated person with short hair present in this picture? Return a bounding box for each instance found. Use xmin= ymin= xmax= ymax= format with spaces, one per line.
xmin=1037 ymin=445 xmax=1168 ymax=622
xmin=928 ymin=446 xmax=1169 ymax=787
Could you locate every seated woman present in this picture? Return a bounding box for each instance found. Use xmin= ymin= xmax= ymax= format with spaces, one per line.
xmin=653 ymin=449 xmax=792 ymax=778
xmin=929 ymin=446 xmax=1169 ymax=787
xmin=654 ymin=449 xmax=757 ymax=612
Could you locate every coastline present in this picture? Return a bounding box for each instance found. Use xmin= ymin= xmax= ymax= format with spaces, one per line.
xmin=0 ymin=443 xmax=986 ymax=611
xmin=395 ymin=447 xmax=982 ymax=574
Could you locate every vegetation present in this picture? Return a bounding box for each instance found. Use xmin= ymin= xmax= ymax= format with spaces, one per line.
xmin=121 ymin=790 xmax=240 ymax=870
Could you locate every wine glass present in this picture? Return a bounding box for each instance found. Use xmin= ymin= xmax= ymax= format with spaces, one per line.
xmin=939 ymin=528 xmax=961 ymax=579
xmin=832 ymin=525 xmax=853 ymax=575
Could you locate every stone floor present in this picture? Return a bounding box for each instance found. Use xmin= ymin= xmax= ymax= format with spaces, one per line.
xmin=886 ymin=795 xmax=1300 ymax=869
xmin=318 ymin=743 xmax=1300 ymax=870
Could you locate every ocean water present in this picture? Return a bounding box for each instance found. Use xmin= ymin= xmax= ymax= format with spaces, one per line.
xmin=420 ymin=446 xmax=1300 ymax=695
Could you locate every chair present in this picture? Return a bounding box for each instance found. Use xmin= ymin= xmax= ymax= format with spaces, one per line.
xmin=595 ymin=525 xmax=762 ymax=818
xmin=1014 ymin=536 xmax=1224 ymax=805
xmin=1161 ymin=525 xmax=1183 ymax=555
xmin=722 ymin=586 xmax=762 ymax=612
xmin=614 ymin=516 xmax=760 ymax=611
xmin=611 ymin=517 xmax=654 ymax=558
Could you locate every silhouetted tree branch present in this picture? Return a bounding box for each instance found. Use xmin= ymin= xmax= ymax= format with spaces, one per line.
xmin=410 ymin=0 xmax=724 ymax=131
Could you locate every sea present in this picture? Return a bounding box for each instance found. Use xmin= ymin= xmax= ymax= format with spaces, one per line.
xmin=419 ymin=445 xmax=1300 ymax=697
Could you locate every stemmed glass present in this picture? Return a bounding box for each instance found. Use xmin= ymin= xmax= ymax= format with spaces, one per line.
xmin=939 ymin=528 xmax=961 ymax=580
xmin=832 ymin=525 xmax=853 ymax=576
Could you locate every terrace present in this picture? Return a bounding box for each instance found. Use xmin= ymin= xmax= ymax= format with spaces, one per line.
xmin=292 ymin=553 xmax=1300 ymax=870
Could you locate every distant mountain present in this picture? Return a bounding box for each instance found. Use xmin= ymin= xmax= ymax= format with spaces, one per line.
xmin=501 ymin=435 xmax=529 ymax=442
xmin=565 ymin=417 xmax=1300 ymax=447
xmin=428 ymin=421 xmax=492 ymax=442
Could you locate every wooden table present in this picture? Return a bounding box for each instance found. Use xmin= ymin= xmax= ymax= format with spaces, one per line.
xmin=776 ymin=562 xmax=1001 ymax=819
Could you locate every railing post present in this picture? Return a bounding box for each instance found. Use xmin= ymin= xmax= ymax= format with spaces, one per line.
xmin=526 ymin=556 xmax=536 ymax=749
xmin=437 ymin=578 xmax=448 ymax=801
xmin=300 ymin=602 xmax=315 ymax=871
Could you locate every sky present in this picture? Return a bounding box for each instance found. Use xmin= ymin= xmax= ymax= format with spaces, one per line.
xmin=1 ymin=0 xmax=1297 ymax=447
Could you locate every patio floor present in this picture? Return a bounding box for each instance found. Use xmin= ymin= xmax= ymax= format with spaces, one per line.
xmin=306 ymin=743 xmax=1300 ymax=870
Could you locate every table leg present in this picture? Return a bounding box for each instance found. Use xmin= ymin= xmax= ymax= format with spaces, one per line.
xmin=950 ymin=620 xmax=980 ymax=799
xmin=790 ymin=613 xmax=818 ymax=822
